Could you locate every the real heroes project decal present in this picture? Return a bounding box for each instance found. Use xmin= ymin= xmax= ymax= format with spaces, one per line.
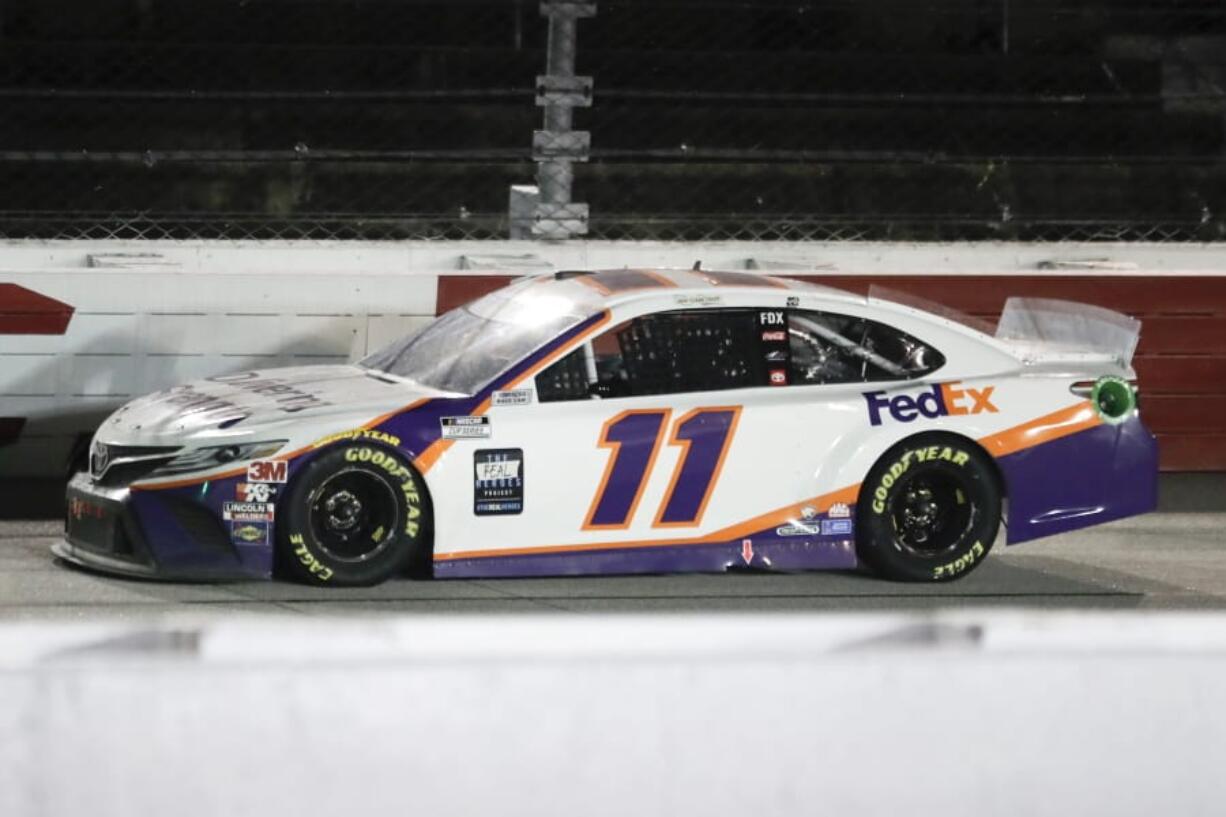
xmin=474 ymin=448 xmax=524 ymax=516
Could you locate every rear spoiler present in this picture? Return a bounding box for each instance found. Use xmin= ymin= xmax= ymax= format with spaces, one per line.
xmin=995 ymin=298 xmax=1141 ymax=365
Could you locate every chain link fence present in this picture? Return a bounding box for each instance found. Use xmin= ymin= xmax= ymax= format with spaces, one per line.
xmin=0 ymin=0 xmax=1223 ymax=242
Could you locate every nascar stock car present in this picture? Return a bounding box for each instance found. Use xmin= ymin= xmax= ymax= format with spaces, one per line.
xmin=58 ymin=268 xmax=1157 ymax=585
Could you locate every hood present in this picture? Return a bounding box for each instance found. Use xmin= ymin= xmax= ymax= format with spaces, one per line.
xmin=96 ymin=365 xmax=448 ymax=446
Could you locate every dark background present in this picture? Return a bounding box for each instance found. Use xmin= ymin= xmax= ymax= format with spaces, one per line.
xmin=0 ymin=0 xmax=1223 ymax=242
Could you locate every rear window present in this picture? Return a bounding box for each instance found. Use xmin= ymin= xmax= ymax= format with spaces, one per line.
xmin=787 ymin=309 xmax=945 ymax=385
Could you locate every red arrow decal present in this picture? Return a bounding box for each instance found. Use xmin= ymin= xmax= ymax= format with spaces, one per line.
xmin=741 ymin=538 xmax=754 ymax=565
xmin=0 ymin=283 xmax=74 ymax=335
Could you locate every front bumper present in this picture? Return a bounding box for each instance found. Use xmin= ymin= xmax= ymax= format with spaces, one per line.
xmin=59 ymin=472 xmax=272 ymax=581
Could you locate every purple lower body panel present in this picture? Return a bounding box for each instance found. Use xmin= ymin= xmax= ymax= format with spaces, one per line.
xmin=435 ymin=531 xmax=859 ymax=579
xmin=998 ymin=414 xmax=1158 ymax=545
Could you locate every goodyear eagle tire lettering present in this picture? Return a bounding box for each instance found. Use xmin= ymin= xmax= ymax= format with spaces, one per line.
xmin=276 ymin=443 xmax=431 ymax=587
xmin=856 ymin=433 xmax=1001 ymax=583
xmin=870 ymin=446 xmax=971 ymax=513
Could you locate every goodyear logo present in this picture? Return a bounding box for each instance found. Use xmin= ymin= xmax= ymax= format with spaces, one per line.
xmin=865 ymin=381 xmax=998 ymax=427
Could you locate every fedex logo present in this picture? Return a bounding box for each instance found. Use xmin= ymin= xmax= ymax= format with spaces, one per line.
xmin=865 ymin=382 xmax=998 ymax=426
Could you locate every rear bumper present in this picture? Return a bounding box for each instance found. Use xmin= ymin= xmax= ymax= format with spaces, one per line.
xmin=60 ymin=472 xmax=272 ymax=581
xmin=1000 ymin=414 xmax=1159 ymax=545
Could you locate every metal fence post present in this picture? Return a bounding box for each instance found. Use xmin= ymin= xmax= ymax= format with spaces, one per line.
xmin=510 ymin=0 xmax=595 ymax=240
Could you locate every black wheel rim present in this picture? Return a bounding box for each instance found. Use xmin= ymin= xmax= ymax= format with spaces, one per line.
xmin=887 ymin=469 xmax=976 ymax=558
xmin=307 ymin=468 xmax=400 ymax=563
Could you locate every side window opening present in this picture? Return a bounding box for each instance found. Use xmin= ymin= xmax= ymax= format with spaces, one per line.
xmin=617 ymin=311 xmax=762 ymax=396
xmin=535 ymin=309 xmax=767 ymax=402
xmin=787 ymin=310 xmax=945 ymax=385
xmin=534 ymin=346 xmax=589 ymax=402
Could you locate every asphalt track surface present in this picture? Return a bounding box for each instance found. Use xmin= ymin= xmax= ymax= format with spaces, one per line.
xmin=2 ymin=477 xmax=1224 ymax=618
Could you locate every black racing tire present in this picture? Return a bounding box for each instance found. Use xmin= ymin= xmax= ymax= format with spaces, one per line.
xmin=276 ymin=443 xmax=430 ymax=586
xmin=856 ymin=433 xmax=1001 ymax=582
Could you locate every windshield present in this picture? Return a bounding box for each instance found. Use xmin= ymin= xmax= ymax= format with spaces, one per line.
xmin=360 ymin=277 xmax=601 ymax=394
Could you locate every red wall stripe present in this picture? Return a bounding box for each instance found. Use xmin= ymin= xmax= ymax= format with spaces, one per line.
xmin=436 ymin=276 xmax=514 ymax=315
xmin=1 ymin=284 xmax=74 ymax=449
xmin=0 ymin=283 xmax=74 ymax=335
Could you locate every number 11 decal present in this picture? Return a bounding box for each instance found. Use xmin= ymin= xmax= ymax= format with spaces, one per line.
xmin=583 ymin=406 xmax=742 ymax=530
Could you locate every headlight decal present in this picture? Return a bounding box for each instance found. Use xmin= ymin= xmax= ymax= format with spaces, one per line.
xmin=154 ymin=440 xmax=288 ymax=477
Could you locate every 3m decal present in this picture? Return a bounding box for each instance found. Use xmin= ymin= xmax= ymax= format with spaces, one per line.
xmin=223 ymin=501 xmax=275 ymax=522
xmin=865 ymin=381 xmax=998 ymax=426
xmin=247 ymin=459 xmax=288 ymax=483
xmin=230 ymin=522 xmax=269 ymax=546
xmin=237 ymin=482 xmax=276 ymax=503
xmin=474 ymin=449 xmax=524 ymax=516
xmin=491 ymin=389 xmax=533 ymax=407
xmin=584 ymin=407 xmax=741 ymax=530
xmin=441 ymin=416 xmax=492 ymax=439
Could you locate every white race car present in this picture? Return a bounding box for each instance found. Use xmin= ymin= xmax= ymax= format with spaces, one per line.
xmin=58 ymin=268 xmax=1157 ymax=585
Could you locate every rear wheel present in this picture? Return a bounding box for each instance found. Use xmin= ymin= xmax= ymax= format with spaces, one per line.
xmin=277 ymin=443 xmax=430 ymax=586
xmin=856 ymin=434 xmax=1001 ymax=582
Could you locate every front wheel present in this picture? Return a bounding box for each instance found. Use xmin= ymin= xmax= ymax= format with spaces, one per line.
xmin=856 ymin=434 xmax=1001 ymax=582
xmin=277 ymin=443 xmax=430 ymax=586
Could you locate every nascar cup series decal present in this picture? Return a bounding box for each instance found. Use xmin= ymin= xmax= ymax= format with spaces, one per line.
xmin=474 ymin=449 xmax=524 ymax=516
xmin=441 ymin=416 xmax=492 ymax=439
xmin=865 ymin=381 xmax=998 ymax=426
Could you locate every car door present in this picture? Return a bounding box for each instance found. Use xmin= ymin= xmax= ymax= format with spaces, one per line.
xmin=431 ymin=303 xmax=860 ymax=574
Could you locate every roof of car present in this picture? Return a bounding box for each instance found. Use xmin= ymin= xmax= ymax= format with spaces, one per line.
xmin=545 ymin=267 xmax=857 ymax=303
xmin=528 ymin=269 xmax=997 ymax=342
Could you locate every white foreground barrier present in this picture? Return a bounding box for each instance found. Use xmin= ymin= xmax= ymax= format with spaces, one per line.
xmin=2 ymin=611 xmax=1225 ymax=817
